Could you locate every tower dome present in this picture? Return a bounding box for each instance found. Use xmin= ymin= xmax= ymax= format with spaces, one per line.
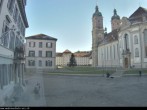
xmin=93 ymin=5 xmax=102 ymax=17
xmin=111 ymin=9 xmax=120 ymax=20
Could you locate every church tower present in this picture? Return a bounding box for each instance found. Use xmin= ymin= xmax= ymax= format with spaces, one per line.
xmin=92 ymin=5 xmax=104 ymax=67
xmin=111 ymin=9 xmax=121 ymax=31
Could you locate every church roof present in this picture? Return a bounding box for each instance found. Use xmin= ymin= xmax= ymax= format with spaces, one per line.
xmin=25 ymin=34 xmax=57 ymax=41
xmin=93 ymin=5 xmax=102 ymax=17
xmin=129 ymin=7 xmax=147 ymax=19
xmin=99 ymin=29 xmax=119 ymax=46
xmin=111 ymin=9 xmax=120 ymax=20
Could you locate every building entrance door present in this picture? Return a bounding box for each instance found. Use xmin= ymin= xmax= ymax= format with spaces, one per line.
xmin=124 ymin=58 xmax=128 ymax=68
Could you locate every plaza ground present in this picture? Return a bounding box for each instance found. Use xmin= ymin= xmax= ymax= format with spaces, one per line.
xmin=3 ymin=67 xmax=147 ymax=107
xmin=43 ymin=73 xmax=147 ymax=107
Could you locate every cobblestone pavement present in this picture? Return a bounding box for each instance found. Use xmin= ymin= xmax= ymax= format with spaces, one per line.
xmin=3 ymin=72 xmax=147 ymax=107
xmin=4 ymin=73 xmax=46 ymax=107
xmin=43 ymin=74 xmax=147 ymax=107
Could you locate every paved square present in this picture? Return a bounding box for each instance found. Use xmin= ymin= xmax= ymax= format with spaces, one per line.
xmin=43 ymin=74 xmax=147 ymax=107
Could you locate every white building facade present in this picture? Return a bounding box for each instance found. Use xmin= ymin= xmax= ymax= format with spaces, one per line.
xmin=56 ymin=50 xmax=92 ymax=66
xmin=0 ymin=0 xmax=28 ymax=106
xmin=25 ymin=34 xmax=57 ymax=72
xmin=92 ymin=6 xmax=147 ymax=68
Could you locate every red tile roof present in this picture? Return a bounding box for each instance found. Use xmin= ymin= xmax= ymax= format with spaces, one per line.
xmin=63 ymin=49 xmax=72 ymax=54
xmin=56 ymin=50 xmax=92 ymax=57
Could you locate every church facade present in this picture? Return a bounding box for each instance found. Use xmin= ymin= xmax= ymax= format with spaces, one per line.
xmin=92 ymin=6 xmax=147 ymax=68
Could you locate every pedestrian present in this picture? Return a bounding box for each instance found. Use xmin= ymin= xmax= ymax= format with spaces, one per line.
xmin=139 ymin=70 xmax=142 ymax=77
xmin=106 ymin=72 xmax=110 ymax=78
xmin=37 ymin=82 xmax=40 ymax=90
xmin=34 ymin=83 xmax=40 ymax=94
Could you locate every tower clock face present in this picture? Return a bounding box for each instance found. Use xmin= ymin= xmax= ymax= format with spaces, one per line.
xmin=98 ymin=33 xmax=102 ymax=39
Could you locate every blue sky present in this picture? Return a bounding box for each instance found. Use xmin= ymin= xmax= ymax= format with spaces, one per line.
xmin=25 ymin=0 xmax=147 ymax=52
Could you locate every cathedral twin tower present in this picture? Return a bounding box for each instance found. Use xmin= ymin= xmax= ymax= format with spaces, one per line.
xmin=92 ymin=5 xmax=120 ymax=67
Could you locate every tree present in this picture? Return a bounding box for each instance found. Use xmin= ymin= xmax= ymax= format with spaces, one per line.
xmin=69 ymin=53 xmax=77 ymax=67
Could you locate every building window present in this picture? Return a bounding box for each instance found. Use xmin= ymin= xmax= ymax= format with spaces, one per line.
xmin=46 ymin=51 xmax=52 ymax=57
xmin=107 ymin=47 xmax=108 ymax=60
xmin=46 ymin=60 xmax=52 ymax=66
xmin=135 ymin=48 xmax=139 ymax=57
xmin=0 ymin=0 xmax=4 ymax=14
xmin=29 ymin=51 xmax=35 ymax=57
xmin=9 ymin=31 xmax=15 ymax=50
xmin=144 ymin=29 xmax=147 ymax=57
xmin=7 ymin=0 xmax=15 ymax=14
xmin=29 ymin=42 xmax=35 ymax=47
xmin=33 ymin=42 xmax=35 ymax=47
xmin=17 ymin=15 xmax=21 ymax=28
xmin=124 ymin=34 xmax=129 ymax=50
xmin=29 ymin=42 xmax=31 ymax=47
xmin=20 ymin=23 xmax=25 ymax=36
xmin=15 ymin=36 xmax=20 ymax=48
xmin=113 ymin=45 xmax=115 ymax=59
xmin=39 ymin=60 xmax=42 ymax=67
xmin=134 ymin=35 xmax=138 ymax=44
xmin=28 ymin=60 xmax=35 ymax=66
xmin=1 ymin=20 xmax=10 ymax=47
xmin=13 ymin=5 xmax=18 ymax=23
xmin=110 ymin=46 xmax=112 ymax=59
xmin=39 ymin=42 xmax=42 ymax=48
xmin=38 ymin=51 xmax=42 ymax=57
xmin=46 ymin=42 xmax=52 ymax=48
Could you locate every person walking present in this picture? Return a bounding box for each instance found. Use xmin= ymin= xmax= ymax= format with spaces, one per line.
xmin=106 ymin=72 xmax=110 ymax=78
xmin=139 ymin=70 xmax=142 ymax=77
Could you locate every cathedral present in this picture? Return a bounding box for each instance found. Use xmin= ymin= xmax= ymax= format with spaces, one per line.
xmin=92 ymin=5 xmax=147 ymax=68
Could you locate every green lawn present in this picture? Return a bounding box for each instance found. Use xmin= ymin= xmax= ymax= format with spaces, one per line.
xmin=124 ymin=69 xmax=147 ymax=74
xmin=48 ymin=66 xmax=115 ymax=74
xmin=48 ymin=66 xmax=147 ymax=75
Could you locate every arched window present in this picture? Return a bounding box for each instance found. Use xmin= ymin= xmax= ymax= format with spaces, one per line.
xmin=9 ymin=31 xmax=15 ymax=50
xmin=135 ymin=48 xmax=139 ymax=57
xmin=124 ymin=34 xmax=129 ymax=50
xmin=134 ymin=35 xmax=138 ymax=44
xmin=144 ymin=29 xmax=147 ymax=57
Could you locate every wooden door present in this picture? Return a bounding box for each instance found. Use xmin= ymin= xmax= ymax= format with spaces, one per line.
xmin=125 ymin=58 xmax=128 ymax=68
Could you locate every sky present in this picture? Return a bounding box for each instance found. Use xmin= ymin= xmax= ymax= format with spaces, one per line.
xmin=25 ymin=0 xmax=147 ymax=53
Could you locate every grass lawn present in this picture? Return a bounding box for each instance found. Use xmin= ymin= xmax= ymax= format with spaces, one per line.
xmin=124 ymin=69 xmax=147 ymax=74
xmin=48 ymin=66 xmax=115 ymax=74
